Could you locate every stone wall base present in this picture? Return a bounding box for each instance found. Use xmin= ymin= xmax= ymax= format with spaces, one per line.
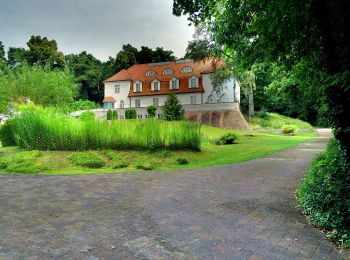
xmin=185 ymin=109 xmax=250 ymax=130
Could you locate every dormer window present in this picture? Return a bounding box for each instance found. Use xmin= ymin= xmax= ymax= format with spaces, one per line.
xmin=181 ymin=66 xmax=193 ymax=73
xmin=145 ymin=70 xmax=156 ymax=76
xmin=163 ymin=68 xmax=174 ymax=75
xmin=189 ymin=76 xmax=198 ymax=88
xmin=151 ymin=79 xmax=160 ymax=92
xmin=133 ymin=80 xmax=142 ymax=93
xmin=169 ymin=78 xmax=179 ymax=90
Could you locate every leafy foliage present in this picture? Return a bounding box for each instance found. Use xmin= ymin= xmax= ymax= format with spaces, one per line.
xmin=125 ymin=109 xmax=137 ymax=119
xmin=0 ymin=62 xmax=77 ymax=113
xmin=162 ymin=94 xmax=184 ymax=121
xmin=147 ymin=105 xmax=157 ymax=118
xmin=281 ymin=125 xmax=298 ymax=135
xmin=297 ymin=139 xmax=350 ymax=247
xmin=215 ymin=133 xmax=238 ymax=145
xmin=0 ymin=120 xmax=16 ymax=146
xmin=0 ymin=41 xmax=5 ymax=61
xmin=69 ymin=152 xmax=105 ymax=168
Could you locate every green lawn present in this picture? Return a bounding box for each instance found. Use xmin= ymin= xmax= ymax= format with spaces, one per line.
xmin=0 ymin=125 xmax=317 ymax=174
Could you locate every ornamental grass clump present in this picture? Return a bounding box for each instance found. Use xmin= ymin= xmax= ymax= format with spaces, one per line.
xmin=281 ymin=124 xmax=298 ymax=135
xmin=7 ymin=105 xmax=201 ymax=151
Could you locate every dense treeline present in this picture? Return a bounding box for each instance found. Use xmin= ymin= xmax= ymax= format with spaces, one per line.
xmin=0 ymin=37 xmax=176 ymax=107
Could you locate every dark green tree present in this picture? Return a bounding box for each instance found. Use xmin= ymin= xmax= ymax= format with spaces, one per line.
xmin=65 ymin=51 xmax=103 ymax=102
xmin=7 ymin=47 xmax=28 ymax=68
xmin=137 ymin=46 xmax=154 ymax=64
xmin=147 ymin=105 xmax=157 ymax=118
xmin=162 ymin=93 xmax=184 ymax=121
xmin=115 ymin=44 xmax=138 ymax=70
xmin=26 ymin=35 xmax=65 ymax=69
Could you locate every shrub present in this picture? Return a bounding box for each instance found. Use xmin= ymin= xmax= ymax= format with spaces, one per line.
xmin=0 ymin=160 xmax=8 ymax=169
xmin=136 ymin=162 xmax=154 ymax=170
xmin=112 ymin=110 xmax=118 ymax=120
xmin=297 ymin=139 xmax=350 ymax=247
xmin=9 ymin=106 xmax=201 ymax=151
xmin=125 ymin=109 xmax=137 ymax=119
xmin=215 ymin=133 xmax=238 ymax=145
xmin=69 ymin=152 xmax=105 ymax=168
xmin=0 ymin=120 xmax=16 ymax=146
xmin=176 ymin=158 xmax=189 ymax=165
xmin=79 ymin=111 xmax=95 ymax=121
xmin=281 ymin=124 xmax=298 ymax=134
xmin=147 ymin=105 xmax=157 ymax=118
xmin=112 ymin=160 xmax=128 ymax=169
xmin=65 ymin=100 xmax=98 ymax=112
xmin=107 ymin=109 xmax=113 ymax=120
xmin=258 ymin=107 xmax=269 ymax=119
xmin=162 ymin=93 xmax=184 ymax=121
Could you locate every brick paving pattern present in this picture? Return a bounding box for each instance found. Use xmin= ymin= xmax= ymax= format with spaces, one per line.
xmin=0 ymin=129 xmax=349 ymax=259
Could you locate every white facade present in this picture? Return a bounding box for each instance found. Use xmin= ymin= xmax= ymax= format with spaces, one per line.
xmin=103 ymin=73 xmax=240 ymax=119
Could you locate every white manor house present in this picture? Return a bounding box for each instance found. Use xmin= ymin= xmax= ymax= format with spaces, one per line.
xmin=102 ymin=59 xmax=248 ymax=129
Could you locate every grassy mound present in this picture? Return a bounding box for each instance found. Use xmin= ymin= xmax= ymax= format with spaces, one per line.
xmin=248 ymin=112 xmax=313 ymax=130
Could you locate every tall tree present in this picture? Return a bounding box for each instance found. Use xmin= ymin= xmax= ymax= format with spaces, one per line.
xmin=173 ymin=0 xmax=350 ymax=159
xmin=137 ymin=46 xmax=154 ymax=64
xmin=66 ymin=51 xmax=103 ymax=102
xmin=6 ymin=47 xmax=28 ymax=68
xmin=26 ymin=35 xmax=65 ymax=69
xmin=115 ymin=44 xmax=138 ymax=70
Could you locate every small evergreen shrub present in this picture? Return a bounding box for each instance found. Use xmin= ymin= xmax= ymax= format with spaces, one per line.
xmin=0 ymin=120 xmax=16 ymax=146
xmin=112 ymin=110 xmax=118 ymax=120
xmin=297 ymin=139 xmax=350 ymax=247
xmin=162 ymin=93 xmax=184 ymax=121
xmin=281 ymin=124 xmax=298 ymax=134
xmin=258 ymin=107 xmax=269 ymax=119
xmin=215 ymin=133 xmax=238 ymax=145
xmin=69 ymin=152 xmax=105 ymax=168
xmin=176 ymin=158 xmax=189 ymax=165
xmin=147 ymin=105 xmax=157 ymax=118
xmin=107 ymin=109 xmax=113 ymax=120
xmin=125 ymin=109 xmax=137 ymax=119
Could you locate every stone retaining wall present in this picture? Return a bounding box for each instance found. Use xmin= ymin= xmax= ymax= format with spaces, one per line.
xmin=185 ymin=109 xmax=250 ymax=130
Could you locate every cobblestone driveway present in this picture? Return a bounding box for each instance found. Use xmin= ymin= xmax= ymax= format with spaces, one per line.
xmin=0 ymin=129 xmax=348 ymax=259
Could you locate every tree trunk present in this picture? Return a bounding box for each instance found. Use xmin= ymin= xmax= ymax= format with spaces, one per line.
xmin=248 ymin=83 xmax=254 ymax=117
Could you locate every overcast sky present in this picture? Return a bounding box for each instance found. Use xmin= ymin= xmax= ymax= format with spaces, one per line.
xmin=0 ymin=0 xmax=194 ymax=61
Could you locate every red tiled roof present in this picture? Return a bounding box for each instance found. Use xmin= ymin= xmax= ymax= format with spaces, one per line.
xmin=104 ymin=59 xmax=224 ymax=97
xmin=103 ymin=97 xmax=116 ymax=102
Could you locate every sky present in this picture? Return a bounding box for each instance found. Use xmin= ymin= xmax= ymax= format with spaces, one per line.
xmin=0 ymin=0 xmax=194 ymax=61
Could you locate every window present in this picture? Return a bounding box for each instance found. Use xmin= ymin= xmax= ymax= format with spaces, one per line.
xmin=137 ymin=115 xmax=143 ymax=119
xmin=171 ymin=80 xmax=178 ymax=90
xmin=190 ymin=78 xmax=197 ymax=88
xmin=190 ymin=96 xmax=197 ymax=105
xmin=163 ymin=68 xmax=174 ymax=75
xmin=135 ymin=99 xmax=141 ymax=108
xmin=136 ymin=83 xmax=141 ymax=92
xmin=153 ymin=82 xmax=159 ymax=91
xmin=153 ymin=98 xmax=159 ymax=107
xmin=120 ymin=100 xmax=124 ymax=109
xmin=181 ymin=66 xmax=193 ymax=73
xmin=145 ymin=70 xmax=156 ymax=76
xmin=115 ymin=85 xmax=120 ymax=93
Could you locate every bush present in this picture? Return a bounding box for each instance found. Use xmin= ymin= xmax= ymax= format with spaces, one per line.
xmin=297 ymin=139 xmax=350 ymax=247
xmin=147 ymin=105 xmax=157 ymax=118
xmin=258 ymin=107 xmax=269 ymax=119
xmin=112 ymin=110 xmax=118 ymax=120
xmin=65 ymin=100 xmax=98 ymax=112
xmin=0 ymin=160 xmax=8 ymax=169
xmin=8 ymin=105 xmax=201 ymax=151
xmin=107 ymin=109 xmax=113 ymax=120
xmin=215 ymin=133 xmax=238 ymax=145
xmin=176 ymin=158 xmax=189 ymax=165
xmin=136 ymin=162 xmax=154 ymax=170
xmin=112 ymin=160 xmax=128 ymax=169
xmin=281 ymin=124 xmax=298 ymax=134
xmin=79 ymin=111 xmax=95 ymax=121
xmin=162 ymin=93 xmax=184 ymax=121
xmin=0 ymin=120 xmax=16 ymax=146
xmin=69 ymin=152 xmax=105 ymax=168
xmin=125 ymin=109 xmax=137 ymax=119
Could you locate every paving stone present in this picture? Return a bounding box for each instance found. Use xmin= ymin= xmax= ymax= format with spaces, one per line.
xmin=0 ymin=129 xmax=348 ymax=259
